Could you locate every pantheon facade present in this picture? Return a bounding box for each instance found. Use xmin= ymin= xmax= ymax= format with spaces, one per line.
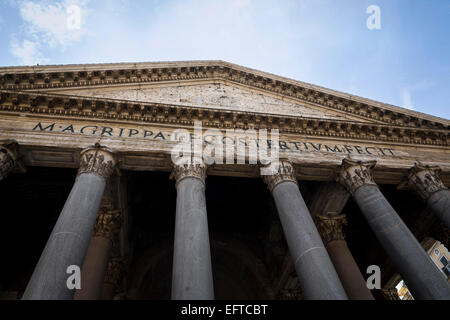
xmin=0 ymin=61 xmax=449 ymax=300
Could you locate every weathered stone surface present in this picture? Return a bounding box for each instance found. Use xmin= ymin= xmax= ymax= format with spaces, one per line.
xmin=2 ymin=60 xmax=447 ymax=128
xmin=0 ymin=141 xmax=17 ymax=180
xmin=0 ymin=113 xmax=448 ymax=185
xmin=55 ymin=83 xmax=365 ymax=121
xmin=406 ymin=163 xmax=448 ymax=200
xmin=338 ymin=158 xmax=377 ymax=195
xmin=262 ymin=161 xmax=298 ymax=191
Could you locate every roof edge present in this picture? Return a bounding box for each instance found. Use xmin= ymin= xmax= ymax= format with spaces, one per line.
xmin=0 ymin=60 xmax=448 ymax=124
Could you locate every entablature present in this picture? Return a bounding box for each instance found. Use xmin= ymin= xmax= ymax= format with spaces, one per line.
xmin=1 ymin=90 xmax=449 ymax=147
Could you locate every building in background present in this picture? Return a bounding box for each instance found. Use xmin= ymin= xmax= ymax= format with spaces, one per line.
xmin=428 ymin=241 xmax=450 ymax=277
xmin=395 ymin=238 xmax=450 ymax=300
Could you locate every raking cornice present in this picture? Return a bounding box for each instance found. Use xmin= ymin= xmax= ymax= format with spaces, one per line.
xmin=0 ymin=60 xmax=448 ymax=130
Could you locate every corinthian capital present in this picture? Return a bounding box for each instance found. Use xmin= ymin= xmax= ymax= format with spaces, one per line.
xmin=0 ymin=140 xmax=25 ymax=181
xmin=406 ymin=163 xmax=448 ymax=200
xmin=262 ymin=160 xmax=298 ymax=191
xmin=0 ymin=142 xmax=17 ymax=181
xmin=338 ymin=158 xmax=377 ymax=195
xmin=170 ymin=156 xmax=207 ymax=184
xmin=315 ymin=214 xmax=347 ymax=245
xmin=78 ymin=144 xmax=116 ymax=180
xmin=93 ymin=208 xmax=122 ymax=240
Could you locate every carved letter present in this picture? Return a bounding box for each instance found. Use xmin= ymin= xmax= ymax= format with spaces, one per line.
xmin=33 ymin=122 xmax=55 ymax=132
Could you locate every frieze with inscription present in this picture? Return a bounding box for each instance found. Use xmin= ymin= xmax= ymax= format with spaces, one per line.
xmin=32 ymin=121 xmax=396 ymax=157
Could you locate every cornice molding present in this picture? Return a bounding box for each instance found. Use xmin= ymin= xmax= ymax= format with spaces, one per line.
xmin=0 ymin=62 xmax=448 ymax=130
xmin=0 ymin=90 xmax=449 ymax=147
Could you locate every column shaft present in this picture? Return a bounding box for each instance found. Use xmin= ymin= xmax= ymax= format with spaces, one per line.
xmin=428 ymin=190 xmax=450 ymax=228
xmin=22 ymin=173 xmax=106 ymax=300
xmin=271 ymin=180 xmax=347 ymax=300
xmin=22 ymin=145 xmax=115 ymax=300
xmin=315 ymin=213 xmax=374 ymax=300
xmin=73 ymin=208 xmax=121 ymax=300
xmin=171 ymin=174 xmax=214 ymax=300
xmin=353 ymin=184 xmax=450 ymax=299
xmin=102 ymin=283 xmax=115 ymax=300
xmin=326 ymin=240 xmax=374 ymax=300
xmin=73 ymin=236 xmax=112 ymax=300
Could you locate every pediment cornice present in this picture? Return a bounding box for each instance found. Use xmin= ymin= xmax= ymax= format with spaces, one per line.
xmin=0 ymin=61 xmax=448 ymax=130
xmin=0 ymin=89 xmax=448 ymax=148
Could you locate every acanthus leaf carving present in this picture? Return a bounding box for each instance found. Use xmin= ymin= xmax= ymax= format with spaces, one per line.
xmin=0 ymin=145 xmax=16 ymax=181
xmin=93 ymin=208 xmax=122 ymax=240
xmin=262 ymin=160 xmax=298 ymax=191
xmin=315 ymin=214 xmax=347 ymax=245
xmin=78 ymin=144 xmax=116 ymax=180
xmin=170 ymin=156 xmax=207 ymax=184
xmin=338 ymin=158 xmax=377 ymax=195
xmin=407 ymin=163 xmax=448 ymax=200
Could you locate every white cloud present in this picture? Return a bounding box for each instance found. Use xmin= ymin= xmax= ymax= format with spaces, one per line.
xmin=19 ymin=0 xmax=89 ymax=48
xmin=10 ymin=39 xmax=49 ymax=65
xmin=8 ymin=0 xmax=89 ymax=65
xmin=402 ymin=88 xmax=414 ymax=110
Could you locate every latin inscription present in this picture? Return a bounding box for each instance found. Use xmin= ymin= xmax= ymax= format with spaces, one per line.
xmin=32 ymin=122 xmax=396 ymax=157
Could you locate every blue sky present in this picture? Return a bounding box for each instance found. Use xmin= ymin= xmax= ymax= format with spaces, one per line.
xmin=0 ymin=0 xmax=449 ymax=119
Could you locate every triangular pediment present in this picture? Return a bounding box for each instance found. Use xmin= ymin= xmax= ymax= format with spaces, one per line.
xmin=48 ymin=81 xmax=374 ymax=123
xmin=1 ymin=60 xmax=448 ymax=129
